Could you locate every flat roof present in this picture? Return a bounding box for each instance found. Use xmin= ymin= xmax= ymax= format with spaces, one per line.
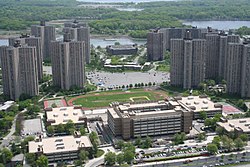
xmin=217 ymin=118 xmax=250 ymax=133
xmin=0 ymin=101 xmax=15 ymax=111
xmin=29 ymin=135 xmax=92 ymax=154
xmin=108 ymin=101 xmax=184 ymax=119
xmin=46 ymin=107 xmax=85 ymax=126
xmin=177 ymin=96 xmax=222 ymax=113
xmin=21 ymin=118 xmax=43 ymax=136
xmin=107 ymin=44 xmax=137 ymax=50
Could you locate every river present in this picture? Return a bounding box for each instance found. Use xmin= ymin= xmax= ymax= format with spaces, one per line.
xmin=183 ymin=21 xmax=250 ymax=30
xmin=0 ymin=37 xmax=146 ymax=47
xmin=77 ymin=0 xmax=178 ymax=2
xmin=1 ymin=21 xmax=250 ymax=46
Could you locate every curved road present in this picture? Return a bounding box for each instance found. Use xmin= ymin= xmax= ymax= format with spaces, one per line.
xmin=85 ymin=146 xmax=115 ymax=167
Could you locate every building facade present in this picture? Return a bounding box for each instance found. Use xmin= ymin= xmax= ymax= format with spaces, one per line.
xmin=51 ymin=34 xmax=85 ymax=90
xmin=170 ymin=34 xmax=206 ymax=89
xmin=0 ymin=42 xmax=39 ymax=100
xmin=106 ymin=44 xmax=138 ymax=55
xmin=63 ymin=21 xmax=90 ymax=64
xmin=29 ymin=135 xmax=92 ymax=163
xmin=241 ymin=45 xmax=250 ymax=97
xmin=147 ymin=29 xmax=166 ymax=61
xmin=107 ymin=100 xmax=193 ymax=140
xmin=31 ymin=21 xmax=56 ymax=60
xmin=9 ymin=34 xmax=43 ymax=80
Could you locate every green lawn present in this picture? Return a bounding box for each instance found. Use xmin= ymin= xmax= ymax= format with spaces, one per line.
xmin=71 ymin=89 xmax=165 ymax=108
xmin=156 ymin=64 xmax=170 ymax=72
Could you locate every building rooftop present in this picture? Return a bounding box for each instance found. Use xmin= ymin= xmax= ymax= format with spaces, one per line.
xmin=107 ymin=44 xmax=137 ymax=50
xmin=176 ymin=96 xmax=222 ymax=113
xmin=109 ymin=100 xmax=186 ymax=119
xmin=217 ymin=118 xmax=250 ymax=133
xmin=29 ymin=135 xmax=92 ymax=154
xmin=46 ymin=107 xmax=86 ymax=126
xmin=0 ymin=101 xmax=15 ymax=111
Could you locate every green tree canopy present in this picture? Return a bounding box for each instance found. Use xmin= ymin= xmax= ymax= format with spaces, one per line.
xmin=36 ymin=155 xmax=48 ymax=167
xmin=207 ymin=143 xmax=218 ymax=155
xmin=104 ymin=152 xmax=116 ymax=166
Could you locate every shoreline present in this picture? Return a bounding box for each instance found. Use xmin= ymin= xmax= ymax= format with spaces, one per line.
xmin=0 ymin=33 xmax=146 ymax=40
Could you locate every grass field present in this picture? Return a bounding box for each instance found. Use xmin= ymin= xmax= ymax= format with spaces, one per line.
xmin=68 ymin=89 xmax=167 ymax=108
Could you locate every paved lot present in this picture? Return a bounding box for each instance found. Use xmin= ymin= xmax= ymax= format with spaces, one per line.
xmin=87 ymin=71 xmax=169 ymax=89
xmin=21 ymin=118 xmax=43 ymax=136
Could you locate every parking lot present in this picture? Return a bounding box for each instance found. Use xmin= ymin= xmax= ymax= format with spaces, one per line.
xmin=135 ymin=146 xmax=208 ymax=162
xmin=87 ymin=71 xmax=170 ymax=89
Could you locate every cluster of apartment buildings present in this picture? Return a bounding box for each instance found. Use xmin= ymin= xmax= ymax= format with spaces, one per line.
xmin=107 ymin=95 xmax=222 ymax=140
xmin=147 ymin=27 xmax=250 ymax=97
xmin=0 ymin=20 xmax=90 ymax=100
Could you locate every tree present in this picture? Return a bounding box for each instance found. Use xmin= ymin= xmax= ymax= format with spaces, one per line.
xmin=116 ymin=140 xmax=125 ymax=149
xmin=216 ymin=126 xmax=225 ymax=136
xmin=47 ymin=126 xmax=54 ymax=135
xmin=143 ymin=136 xmax=152 ymax=148
xmin=25 ymin=153 xmax=36 ymax=166
xmin=21 ymin=136 xmax=35 ymax=153
xmin=239 ymin=134 xmax=248 ymax=142
xmin=199 ymin=111 xmax=207 ymax=120
xmin=135 ymin=137 xmax=142 ymax=147
xmin=116 ymin=153 xmax=124 ymax=165
xmin=173 ymin=132 xmax=186 ymax=145
xmin=0 ymin=148 xmax=13 ymax=163
xmin=197 ymin=133 xmax=206 ymax=142
xmin=51 ymin=103 xmax=57 ymax=108
xmin=204 ymin=118 xmax=212 ymax=127
xmin=234 ymin=138 xmax=245 ymax=150
xmin=212 ymin=136 xmax=221 ymax=148
xmin=56 ymin=124 xmax=65 ymax=133
xmin=114 ymin=42 xmax=120 ymax=45
xmin=27 ymin=105 xmax=40 ymax=115
xmin=79 ymin=126 xmax=86 ymax=136
xmin=36 ymin=155 xmax=48 ymax=167
xmin=79 ymin=150 xmax=89 ymax=163
xmin=207 ymin=79 xmax=216 ymax=86
xmin=104 ymin=152 xmax=116 ymax=166
xmin=207 ymin=143 xmax=218 ymax=155
xmin=221 ymin=135 xmax=234 ymax=151
xmin=65 ymin=120 xmax=75 ymax=134
xmin=123 ymin=149 xmax=135 ymax=164
xmin=89 ymin=132 xmax=99 ymax=155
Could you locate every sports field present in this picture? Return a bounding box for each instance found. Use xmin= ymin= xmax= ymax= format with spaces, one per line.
xmin=67 ymin=89 xmax=168 ymax=109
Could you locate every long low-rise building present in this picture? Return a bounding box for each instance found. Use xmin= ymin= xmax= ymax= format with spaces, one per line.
xmin=46 ymin=106 xmax=87 ymax=127
xmin=217 ymin=118 xmax=250 ymax=139
xmin=107 ymin=100 xmax=193 ymax=140
xmin=106 ymin=44 xmax=138 ymax=55
xmin=29 ymin=135 xmax=92 ymax=162
xmin=175 ymin=95 xmax=222 ymax=119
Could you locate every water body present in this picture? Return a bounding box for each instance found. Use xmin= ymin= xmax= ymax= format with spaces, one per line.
xmin=78 ymin=0 xmax=178 ymax=3
xmin=91 ymin=37 xmax=146 ymax=47
xmin=0 ymin=39 xmax=8 ymax=46
xmin=116 ymin=8 xmax=144 ymax=11
xmin=183 ymin=21 xmax=250 ymax=30
xmin=0 ymin=37 xmax=146 ymax=47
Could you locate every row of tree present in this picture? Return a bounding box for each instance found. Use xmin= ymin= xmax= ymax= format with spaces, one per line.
xmin=207 ymin=134 xmax=248 ymax=155
xmin=105 ymin=142 xmax=136 ymax=166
